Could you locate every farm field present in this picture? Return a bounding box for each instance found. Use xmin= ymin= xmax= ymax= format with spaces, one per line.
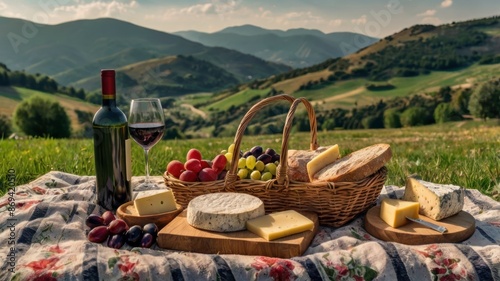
xmin=1 ymin=120 xmax=498 ymax=200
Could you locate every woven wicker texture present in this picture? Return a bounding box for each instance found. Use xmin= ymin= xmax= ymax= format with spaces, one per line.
xmin=164 ymin=94 xmax=387 ymax=227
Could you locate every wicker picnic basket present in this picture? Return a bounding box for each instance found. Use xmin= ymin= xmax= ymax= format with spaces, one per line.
xmin=163 ymin=94 xmax=387 ymax=227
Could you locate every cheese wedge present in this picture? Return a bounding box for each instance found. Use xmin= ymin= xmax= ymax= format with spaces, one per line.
xmin=403 ymin=177 xmax=464 ymax=220
xmin=380 ymin=198 xmax=419 ymax=228
xmin=246 ymin=210 xmax=314 ymax=241
xmin=306 ymin=144 xmax=340 ymax=182
xmin=134 ymin=189 xmax=177 ymax=216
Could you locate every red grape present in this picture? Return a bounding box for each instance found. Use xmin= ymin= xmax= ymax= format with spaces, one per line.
xmin=212 ymin=154 xmax=227 ymax=173
xmin=88 ymin=226 xmax=109 ymax=243
xmin=179 ymin=170 xmax=198 ymax=182
xmin=198 ymin=168 xmax=218 ymax=182
xmin=186 ymin=148 xmax=202 ymax=161
xmin=102 ymin=211 xmax=115 ymax=226
xmin=108 ymin=219 xmax=129 ymax=234
xmin=184 ymin=159 xmax=202 ymax=173
xmin=167 ymin=160 xmax=184 ymax=178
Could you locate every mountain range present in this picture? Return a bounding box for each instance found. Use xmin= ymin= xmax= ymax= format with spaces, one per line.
xmin=0 ymin=17 xmax=375 ymax=95
xmin=174 ymin=25 xmax=378 ymax=68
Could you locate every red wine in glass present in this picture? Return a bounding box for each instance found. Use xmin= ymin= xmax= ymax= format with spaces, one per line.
xmin=129 ymin=122 xmax=165 ymax=149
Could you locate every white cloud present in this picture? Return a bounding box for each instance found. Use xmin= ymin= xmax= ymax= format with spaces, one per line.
xmin=351 ymin=15 xmax=367 ymax=25
xmin=329 ymin=19 xmax=343 ymax=27
xmin=258 ymin=7 xmax=272 ymax=18
xmin=54 ymin=0 xmax=138 ymax=18
xmin=441 ymin=0 xmax=453 ymax=8
xmin=417 ymin=10 xmax=436 ymax=17
xmin=0 ymin=1 xmax=7 ymax=11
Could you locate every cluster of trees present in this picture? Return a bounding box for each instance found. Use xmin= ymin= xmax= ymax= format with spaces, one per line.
xmin=0 ymin=63 xmax=87 ymax=100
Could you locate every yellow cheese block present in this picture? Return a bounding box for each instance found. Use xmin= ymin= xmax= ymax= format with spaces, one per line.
xmin=380 ymin=198 xmax=419 ymax=228
xmin=134 ymin=189 xmax=177 ymax=216
xmin=306 ymin=144 xmax=340 ymax=182
xmin=245 ymin=210 xmax=314 ymax=241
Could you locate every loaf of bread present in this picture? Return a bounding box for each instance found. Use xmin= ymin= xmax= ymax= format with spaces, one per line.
xmin=287 ymin=146 xmax=332 ymax=182
xmin=312 ymin=143 xmax=391 ymax=182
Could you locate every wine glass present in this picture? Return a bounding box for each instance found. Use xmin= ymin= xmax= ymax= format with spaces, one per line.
xmin=129 ymin=98 xmax=165 ymax=188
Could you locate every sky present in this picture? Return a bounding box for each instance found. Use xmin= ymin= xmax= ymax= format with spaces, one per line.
xmin=0 ymin=0 xmax=499 ymax=37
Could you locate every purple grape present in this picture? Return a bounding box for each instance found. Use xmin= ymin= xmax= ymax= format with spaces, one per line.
xmin=250 ymin=146 xmax=263 ymax=158
xmin=86 ymin=214 xmax=104 ymax=229
xmin=141 ymin=233 xmax=155 ymax=248
xmin=125 ymin=225 xmax=143 ymax=246
xmin=271 ymin=153 xmax=280 ymax=163
xmin=242 ymin=151 xmax=252 ymax=158
xmin=107 ymin=233 xmax=126 ymax=249
xmin=257 ymin=154 xmax=273 ymax=164
xmin=264 ymin=148 xmax=276 ymax=156
xmin=143 ymin=223 xmax=159 ymax=237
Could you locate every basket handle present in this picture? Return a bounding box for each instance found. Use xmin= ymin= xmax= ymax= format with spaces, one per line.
xmin=276 ymin=97 xmax=318 ymax=184
xmin=225 ymin=94 xmax=318 ymax=187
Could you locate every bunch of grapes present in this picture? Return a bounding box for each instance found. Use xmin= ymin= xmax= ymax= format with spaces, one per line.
xmin=224 ymin=144 xmax=280 ymax=181
xmin=86 ymin=211 xmax=158 ymax=249
xmin=166 ymin=148 xmax=228 ymax=182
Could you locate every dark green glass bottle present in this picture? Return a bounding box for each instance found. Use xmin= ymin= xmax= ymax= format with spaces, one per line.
xmin=92 ymin=69 xmax=131 ymax=210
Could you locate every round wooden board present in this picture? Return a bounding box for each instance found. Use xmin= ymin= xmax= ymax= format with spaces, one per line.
xmin=364 ymin=206 xmax=475 ymax=245
xmin=116 ymin=201 xmax=183 ymax=229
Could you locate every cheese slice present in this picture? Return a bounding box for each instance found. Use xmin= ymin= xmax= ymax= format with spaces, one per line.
xmin=187 ymin=193 xmax=265 ymax=232
xmin=307 ymin=144 xmax=340 ymax=182
xmin=403 ymin=177 xmax=464 ymax=220
xmin=133 ymin=189 xmax=177 ymax=216
xmin=380 ymin=198 xmax=420 ymax=228
xmin=246 ymin=210 xmax=314 ymax=241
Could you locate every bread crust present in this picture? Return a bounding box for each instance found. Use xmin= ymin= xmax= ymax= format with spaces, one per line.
xmin=287 ymin=146 xmax=331 ymax=182
xmin=312 ymin=143 xmax=392 ymax=182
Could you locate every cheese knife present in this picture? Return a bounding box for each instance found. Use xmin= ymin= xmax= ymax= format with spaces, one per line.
xmin=406 ymin=216 xmax=448 ymax=233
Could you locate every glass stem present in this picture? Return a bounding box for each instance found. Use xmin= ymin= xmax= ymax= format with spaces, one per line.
xmin=144 ymin=148 xmax=150 ymax=184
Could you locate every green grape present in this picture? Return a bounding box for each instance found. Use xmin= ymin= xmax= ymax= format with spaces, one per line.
xmin=250 ymin=170 xmax=261 ymax=180
xmin=261 ymin=172 xmax=272 ymax=181
xmin=255 ymin=160 xmax=265 ymax=172
xmin=246 ymin=155 xmax=256 ymax=170
xmin=264 ymin=163 xmax=277 ymax=176
xmin=224 ymin=152 xmax=233 ymax=163
xmin=237 ymin=158 xmax=246 ymax=169
xmin=220 ymin=149 xmax=228 ymax=155
xmin=228 ymin=143 xmax=235 ymax=154
xmin=237 ymin=168 xmax=248 ymax=179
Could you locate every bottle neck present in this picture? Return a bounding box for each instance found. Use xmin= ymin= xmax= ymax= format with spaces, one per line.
xmin=101 ymin=69 xmax=116 ymax=108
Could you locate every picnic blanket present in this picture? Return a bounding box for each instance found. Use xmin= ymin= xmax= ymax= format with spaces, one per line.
xmin=0 ymin=171 xmax=499 ymax=281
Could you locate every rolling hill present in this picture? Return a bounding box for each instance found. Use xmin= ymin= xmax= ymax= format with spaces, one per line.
xmin=174 ymin=24 xmax=378 ymax=68
xmin=0 ymin=17 xmax=290 ymax=92
xmin=0 ymin=86 xmax=99 ymax=133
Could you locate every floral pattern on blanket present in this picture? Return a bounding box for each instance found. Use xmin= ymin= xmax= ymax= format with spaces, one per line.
xmin=0 ymin=171 xmax=498 ymax=280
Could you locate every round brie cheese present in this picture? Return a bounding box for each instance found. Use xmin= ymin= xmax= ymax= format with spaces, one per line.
xmin=187 ymin=192 xmax=265 ymax=232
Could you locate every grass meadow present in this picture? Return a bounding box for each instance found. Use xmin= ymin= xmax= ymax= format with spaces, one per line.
xmin=1 ymin=119 xmax=499 ymax=200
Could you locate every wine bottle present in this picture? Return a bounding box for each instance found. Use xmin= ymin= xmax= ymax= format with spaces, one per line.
xmin=92 ymin=69 xmax=132 ymax=210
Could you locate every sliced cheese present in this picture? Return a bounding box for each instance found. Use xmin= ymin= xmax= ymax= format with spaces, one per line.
xmin=187 ymin=193 xmax=265 ymax=232
xmin=380 ymin=198 xmax=420 ymax=228
xmin=307 ymin=144 xmax=340 ymax=182
xmin=133 ymin=189 xmax=177 ymax=216
xmin=403 ymin=177 xmax=464 ymax=220
xmin=246 ymin=210 xmax=314 ymax=241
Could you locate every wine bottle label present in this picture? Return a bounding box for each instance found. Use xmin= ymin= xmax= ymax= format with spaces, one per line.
xmin=125 ymin=138 xmax=132 ymax=181
xmin=102 ymin=94 xmax=115 ymax=100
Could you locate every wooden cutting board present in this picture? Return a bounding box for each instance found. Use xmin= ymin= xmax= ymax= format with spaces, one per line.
xmin=364 ymin=206 xmax=475 ymax=245
xmin=157 ymin=210 xmax=319 ymax=258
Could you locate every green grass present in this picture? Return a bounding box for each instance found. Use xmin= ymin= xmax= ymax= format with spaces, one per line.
xmin=1 ymin=120 xmax=499 ymax=201
xmin=291 ymin=63 xmax=500 ymax=110
xmin=203 ymin=88 xmax=270 ymax=111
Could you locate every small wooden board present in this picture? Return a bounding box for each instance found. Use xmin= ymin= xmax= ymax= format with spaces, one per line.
xmin=364 ymin=206 xmax=475 ymax=245
xmin=157 ymin=210 xmax=319 ymax=258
